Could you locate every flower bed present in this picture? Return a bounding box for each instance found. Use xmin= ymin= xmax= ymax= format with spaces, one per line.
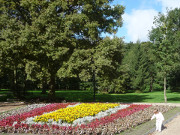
xmin=0 ymin=103 xmax=75 ymax=127
xmin=0 ymin=103 xmax=175 ymax=134
xmin=0 ymin=104 xmax=50 ymax=121
xmin=34 ymin=103 xmax=119 ymax=123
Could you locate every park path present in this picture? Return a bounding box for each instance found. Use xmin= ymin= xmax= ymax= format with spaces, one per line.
xmin=151 ymin=114 xmax=180 ymax=135
xmin=133 ymin=102 xmax=180 ymax=107
xmin=0 ymin=102 xmax=26 ymax=113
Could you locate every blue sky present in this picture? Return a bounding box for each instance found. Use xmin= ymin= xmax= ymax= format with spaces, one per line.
xmin=106 ymin=0 xmax=180 ymax=43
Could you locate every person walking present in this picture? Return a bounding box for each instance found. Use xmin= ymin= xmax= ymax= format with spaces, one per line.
xmin=151 ymin=109 xmax=165 ymax=132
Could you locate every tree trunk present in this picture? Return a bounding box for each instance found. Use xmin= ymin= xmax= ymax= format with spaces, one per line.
xmin=23 ymin=70 xmax=27 ymax=96
xmin=22 ymin=79 xmax=27 ymax=98
xmin=41 ymin=84 xmax=47 ymax=94
xmin=164 ymin=76 xmax=167 ymax=103
xmin=11 ymin=68 xmax=18 ymax=97
xmin=10 ymin=70 xmax=14 ymax=91
xmin=92 ymin=70 xmax=96 ymax=102
xmin=150 ymin=74 xmax=154 ymax=92
xmin=41 ymin=79 xmax=47 ymax=94
xmin=48 ymin=74 xmax=55 ymax=100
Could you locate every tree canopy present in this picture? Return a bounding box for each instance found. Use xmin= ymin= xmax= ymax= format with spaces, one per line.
xmin=0 ymin=0 xmax=125 ymax=98
xmin=149 ymin=8 xmax=180 ymax=102
xmin=0 ymin=1 xmax=180 ymax=103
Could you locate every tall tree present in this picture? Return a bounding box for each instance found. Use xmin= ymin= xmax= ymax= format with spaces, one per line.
xmin=0 ymin=0 xmax=35 ymax=96
xmin=122 ymin=41 xmax=141 ymax=91
xmin=94 ymin=37 xmax=126 ymax=93
xmin=0 ymin=14 xmax=26 ymax=96
xmin=138 ymin=42 xmax=156 ymax=92
xmin=149 ymin=8 xmax=180 ymax=102
xmin=122 ymin=41 xmax=157 ymax=92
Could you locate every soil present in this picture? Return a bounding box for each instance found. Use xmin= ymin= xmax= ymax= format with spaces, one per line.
xmin=0 ymin=102 xmax=26 ymax=113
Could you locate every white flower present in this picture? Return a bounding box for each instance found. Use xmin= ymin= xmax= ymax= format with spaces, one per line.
xmin=13 ymin=122 xmax=17 ymax=126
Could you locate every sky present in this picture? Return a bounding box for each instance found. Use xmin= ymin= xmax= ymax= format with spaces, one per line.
xmin=107 ymin=0 xmax=180 ymax=43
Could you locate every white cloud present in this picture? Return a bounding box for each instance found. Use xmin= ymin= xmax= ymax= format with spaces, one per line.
xmin=157 ymin=0 xmax=180 ymax=13
xmin=123 ymin=9 xmax=158 ymax=42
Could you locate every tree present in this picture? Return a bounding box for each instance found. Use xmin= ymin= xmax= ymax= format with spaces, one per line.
xmin=0 ymin=0 xmax=39 ymax=96
xmin=0 ymin=15 xmax=27 ymax=97
xmin=138 ymin=42 xmax=156 ymax=92
xmin=94 ymin=37 xmax=126 ymax=93
xmin=0 ymin=0 xmax=125 ymax=99
xmin=122 ymin=41 xmax=157 ymax=92
xmin=25 ymin=61 xmax=50 ymax=94
xmin=149 ymin=8 xmax=180 ymax=102
xmin=58 ymin=37 xmax=126 ymax=98
xmin=169 ymin=66 xmax=180 ymax=91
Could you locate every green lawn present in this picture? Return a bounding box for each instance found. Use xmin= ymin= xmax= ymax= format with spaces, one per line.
xmin=1 ymin=89 xmax=180 ymax=103
xmin=24 ymin=90 xmax=180 ymax=103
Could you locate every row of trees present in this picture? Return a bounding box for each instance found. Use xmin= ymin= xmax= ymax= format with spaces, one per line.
xmin=123 ymin=8 xmax=180 ymax=102
xmin=0 ymin=0 xmax=125 ymax=99
xmin=0 ymin=0 xmax=180 ymax=102
xmin=122 ymin=8 xmax=180 ymax=102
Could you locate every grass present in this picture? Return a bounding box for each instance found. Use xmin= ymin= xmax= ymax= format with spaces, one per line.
xmin=25 ymin=90 xmax=180 ymax=103
xmin=1 ymin=89 xmax=180 ymax=103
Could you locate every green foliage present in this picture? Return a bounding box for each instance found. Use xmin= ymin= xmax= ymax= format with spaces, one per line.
xmin=169 ymin=66 xmax=180 ymax=92
xmin=95 ymin=37 xmax=126 ymax=93
xmin=153 ymin=83 xmax=163 ymax=91
xmin=149 ymin=8 xmax=180 ymax=77
xmin=0 ymin=0 xmax=125 ymax=98
xmin=80 ymin=82 xmax=93 ymax=91
xmin=58 ymin=36 xmax=126 ymax=93
xmin=56 ymin=77 xmax=80 ymax=90
xmin=149 ymin=8 xmax=180 ymax=102
xmin=122 ymin=41 xmax=156 ymax=92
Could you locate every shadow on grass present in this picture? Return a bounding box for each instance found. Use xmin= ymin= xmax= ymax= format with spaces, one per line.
xmin=22 ymin=91 xmax=94 ymax=103
xmin=54 ymin=91 xmax=152 ymax=103
xmin=167 ymin=97 xmax=180 ymax=102
xmin=0 ymin=90 xmax=152 ymax=103
xmin=96 ymin=94 xmax=151 ymax=103
xmin=55 ymin=91 xmax=94 ymax=102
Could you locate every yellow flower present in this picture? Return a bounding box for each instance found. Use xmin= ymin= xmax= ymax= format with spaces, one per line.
xmin=33 ymin=103 xmax=119 ymax=123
